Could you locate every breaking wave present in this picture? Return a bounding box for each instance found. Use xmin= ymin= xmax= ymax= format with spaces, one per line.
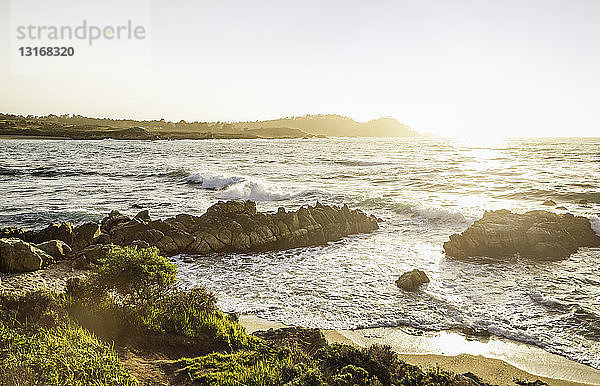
xmin=187 ymin=172 xmax=318 ymax=202
xmin=357 ymin=197 xmax=470 ymax=224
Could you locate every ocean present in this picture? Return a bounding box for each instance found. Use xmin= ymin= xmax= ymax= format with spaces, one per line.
xmin=1 ymin=136 xmax=599 ymax=369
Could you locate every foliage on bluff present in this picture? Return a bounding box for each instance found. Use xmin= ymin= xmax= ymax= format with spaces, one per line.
xmin=1 ymin=246 xmax=487 ymax=385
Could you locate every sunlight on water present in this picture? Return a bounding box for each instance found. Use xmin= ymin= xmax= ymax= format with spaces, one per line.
xmin=1 ymin=136 xmax=599 ymax=369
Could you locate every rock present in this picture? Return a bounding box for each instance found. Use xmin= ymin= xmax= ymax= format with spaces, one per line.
xmin=542 ymin=200 xmax=556 ymax=206
xmin=36 ymin=240 xmax=72 ymax=259
xmin=395 ymin=269 xmax=430 ymax=291
xmin=183 ymin=257 xmax=194 ymax=263
xmin=0 ymin=226 xmax=32 ymax=240
xmin=0 ymin=200 xmax=379 ymax=259
xmin=70 ymin=244 xmax=110 ymax=269
xmin=130 ymin=240 xmax=151 ymax=249
xmin=33 ymin=222 xmax=74 ymax=245
xmin=443 ymin=210 xmax=600 ymax=259
xmin=578 ymin=199 xmax=590 ymax=207
xmin=134 ymin=210 xmax=151 ymax=224
xmin=0 ymin=238 xmax=52 ymax=273
xmin=72 ymin=222 xmax=101 ymax=250
xmin=100 ymin=210 xmax=130 ymax=234
xmin=102 ymin=200 xmax=378 ymax=256
xmin=556 ymin=206 xmax=567 ymax=210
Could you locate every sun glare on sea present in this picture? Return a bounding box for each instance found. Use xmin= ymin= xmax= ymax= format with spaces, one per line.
xmin=452 ymin=133 xmax=509 ymax=149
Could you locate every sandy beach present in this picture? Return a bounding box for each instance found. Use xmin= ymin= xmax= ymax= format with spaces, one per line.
xmin=240 ymin=315 xmax=600 ymax=386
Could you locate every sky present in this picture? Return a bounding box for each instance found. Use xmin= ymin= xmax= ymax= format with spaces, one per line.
xmin=1 ymin=0 xmax=599 ymax=137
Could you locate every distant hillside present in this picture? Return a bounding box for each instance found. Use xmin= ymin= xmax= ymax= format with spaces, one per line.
xmin=0 ymin=113 xmax=419 ymax=140
xmin=233 ymin=114 xmax=419 ymax=137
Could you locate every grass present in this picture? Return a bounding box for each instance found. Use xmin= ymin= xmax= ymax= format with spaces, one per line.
xmin=0 ymin=291 xmax=137 ymax=385
xmin=177 ymin=342 xmax=463 ymax=385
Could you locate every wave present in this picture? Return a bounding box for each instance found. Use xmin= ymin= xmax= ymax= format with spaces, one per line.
xmin=187 ymin=172 xmax=245 ymax=190
xmin=17 ymin=167 xmax=190 ymax=179
xmin=187 ymin=171 xmax=318 ymax=202
xmin=356 ymin=197 xmax=469 ymax=225
xmin=0 ymin=167 xmax=20 ymax=176
xmin=334 ymin=159 xmax=391 ymax=167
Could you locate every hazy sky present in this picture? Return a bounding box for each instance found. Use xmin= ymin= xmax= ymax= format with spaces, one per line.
xmin=1 ymin=0 xmax=599 ymax=137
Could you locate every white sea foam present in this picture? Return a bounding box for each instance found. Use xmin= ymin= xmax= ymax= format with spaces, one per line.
xmin=187 ymin=172 xmax=311 ymax=201
xmin=186 ymin=172 xmax=245 ymax=190
xmin=413 ymin=207 xmax=469 ymax=224
xmin=357 ymin=197 xmax=469 ymax=225
xmin=590 ymin=215 xmax=600 ymax=237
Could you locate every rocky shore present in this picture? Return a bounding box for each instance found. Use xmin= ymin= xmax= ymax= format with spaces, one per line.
xmin=0 ymin=200 xmax=379 ymax=273
xmin=444 ymin=209 xmax=600 ymax=259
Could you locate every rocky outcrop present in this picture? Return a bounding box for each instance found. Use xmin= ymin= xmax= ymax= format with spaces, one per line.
xmin=444 ymin=210 xmax=600 ymax=260
xmin=31 ymin=222 xmax=74 ymax=245
xmin=72 ymin=222 xmax=101 ymax=250
xmin=103 ymin=200 xmax=379 ymax=256
xmin=395 ymin=269 xmax=430 ymax=291
xmin=0 ymin=238 xmax=53 ymax=273
xmin=2 ymin=201 xmax=379 ymax=263
xmin=36 ymin=240 xmax=72 ymax=260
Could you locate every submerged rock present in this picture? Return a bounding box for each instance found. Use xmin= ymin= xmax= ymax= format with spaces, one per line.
xmin=395 ymin=269 xmax=430 ymax=291
xmin=443 ymin=210 xmax=600 ymax=260
xmin=541 ymin=200 xmax=556 ymax=206
xmin=0 ymin=238 xmax=52 ymax=273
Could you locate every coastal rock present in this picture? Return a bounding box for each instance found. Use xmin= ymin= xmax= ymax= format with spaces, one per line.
xmin=32 ymin=222 xmax=74 ymax=245
xmin=395 ymin=269 xmax=430 ymax=291
xmin=1 ymin=200 xmax=379 ymax=259
xmin=101 ymin=210 xmax=130 ymax=233
xmin=542 ymin=200 xmax=556 ymax=206
xmin=134 ymin=210 xmax=151 ymax=224
xmin=443 ymin=210 xmax=600 ymax=259
xmin=0 ymin=238 xmax=52 ymax=273
xmin=71 ymin=244 xmax=111 ymax=269
xmin=36 ymin=240 xmax=72 ymax=260
xmin=105 ymin=200 xmax=378 ymax=256
xmin=0 ymin=226 xmax=34 ymax=240
xmin=72 ymin=222 xmax=101 ymax=250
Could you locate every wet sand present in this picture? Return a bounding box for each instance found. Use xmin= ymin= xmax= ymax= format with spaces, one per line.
xmin=240 ymin=315 xmax=600 ymax=386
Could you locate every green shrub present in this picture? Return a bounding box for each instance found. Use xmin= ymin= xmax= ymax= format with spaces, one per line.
xmin=178 ymin=348 xmax=312 ymax=385
xmin=144 ymin=288 xmax=255 ymax=350
xmin=178 ymin=339 xmax=464 ymax=386
xmin=80 ymin=246 xmax=177 ymax=305
xmin=69 ymin=246 xmax=256 ymax=350
xmin=0 ymin=289 xmax=67 ymax=328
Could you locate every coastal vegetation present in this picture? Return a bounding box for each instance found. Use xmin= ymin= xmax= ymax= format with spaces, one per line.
xmin=1 ymin=245 xmax=488 ymax=385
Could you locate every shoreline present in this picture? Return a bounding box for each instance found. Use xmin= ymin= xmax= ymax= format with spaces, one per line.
xmin=240 ymin=315 xmax=600 ymax=386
